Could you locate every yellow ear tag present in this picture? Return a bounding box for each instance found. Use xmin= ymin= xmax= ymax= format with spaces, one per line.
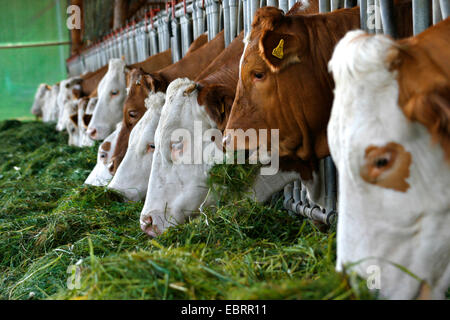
xmin=220 ymin=101 xmax=225 ymax=114
xmin=272 ymin=39 xmax=284 ymax=59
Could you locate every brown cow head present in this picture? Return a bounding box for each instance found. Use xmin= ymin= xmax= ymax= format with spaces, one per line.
xmin=224 ymin=7 xmax=359 ymax=179
xmin=110 ymin=68 xmax=154 ymax=174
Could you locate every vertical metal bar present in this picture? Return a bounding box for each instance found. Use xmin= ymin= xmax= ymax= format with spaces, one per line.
xmin=440 ymin=0 xmax=450 ymax=19
xmin=243 ymin=0 xmax=248 ymax=35
xmin=237 ymin=0 xmax=244 ymax=33
xmin=267 ymin=0 xmax=278 ymax=6
xmin=433 ymin=0 xmax=443 ymax=24
xmin=413 ymin=0 xmax=431 ymax=35
xmin=375 ymin=0 xmax=383 ymax=34
xmin=279 ymin=0 xmax=289 ymax=12
xmin=250 ymin=0 xmax=259 ymax=24
xmin=380 ymin=0 xmax=397 ymax=37
xmin=230 ymin=0 xmax=238 ymax=40
xmin=319 ymin=0 xmax=330 ymax=13
xmin=345 ymin=0 xmax=357 ymax=8
xmin=360 ymin=0 xmax=368 ymax=31
xmin=223 ymin=0 xmax=231 ymax=46
xmin=331 ymin=0 xmax=340 ymax=10
xmin=324 ymin=157 xmax=337 ymax=215
xmin=210 ymin=0 xmax=220 ymax=38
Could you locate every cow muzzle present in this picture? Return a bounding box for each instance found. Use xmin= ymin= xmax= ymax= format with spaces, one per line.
xmin=140 ymin=216 xmax=161 ymax=238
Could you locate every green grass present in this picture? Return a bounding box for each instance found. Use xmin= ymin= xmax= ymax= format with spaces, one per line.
xmin=0 ymin=120 xmax=375 ymax=300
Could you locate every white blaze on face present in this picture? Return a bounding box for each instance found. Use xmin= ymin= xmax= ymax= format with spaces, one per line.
xmin=87 ymin=59 xmax=127 ymax=140
xmin=328 ymin=30 xmax=450 ymax=300
xmin=31 ymin=84 xmax=49 ymax=118
xmin=85 ymin=123 xmax=122 ymax=186
xmin=108 ymin=92 xmax=165 ymax=201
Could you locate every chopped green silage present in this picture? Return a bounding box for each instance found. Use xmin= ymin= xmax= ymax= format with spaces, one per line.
xmin=0 ymin=120 xmax=375 ymax=300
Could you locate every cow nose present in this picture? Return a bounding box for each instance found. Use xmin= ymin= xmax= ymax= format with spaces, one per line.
xmin=140 ymin=216 xmax=159 ymax=238
xmin=88 ymin=128 xmax=97 ymax=139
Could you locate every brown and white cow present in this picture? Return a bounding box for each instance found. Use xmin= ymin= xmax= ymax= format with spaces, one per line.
xmin=224 ymin=4 xmax=412 ymax=183
xmin=328 ymin=18 xmax=450 ymax=299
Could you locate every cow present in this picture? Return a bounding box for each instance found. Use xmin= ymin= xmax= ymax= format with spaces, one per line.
xmin=327 ymin=18 xmax=450 ymax=300
xmin=140 ymin=78 xmax=301 ymax=237
xmin=87 ymin=49 xmax=173 ymax=141
xmin=108 ymin=31 xmax=226 ymax=172
xmin=223 ymin=4 xmax=412 ymax=193
xmin=108 ymin=92 xmax=165 ymax=201
xmin=30 ymin=83 xmax=50 ymax=118
xmin=84 ymin=123 xmax=122 ymax=186
xmin=56 ymin=77 xmax=83 ymax=131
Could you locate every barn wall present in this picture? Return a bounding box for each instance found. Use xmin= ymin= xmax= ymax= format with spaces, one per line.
xmin=0 ymin=0 xmax=69 ymax=120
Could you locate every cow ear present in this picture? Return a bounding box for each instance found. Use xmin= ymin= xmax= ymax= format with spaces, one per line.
xmin=259 ymin=30 xmax=300 ymax=72
xmin=70 ymin=113 xmax=78 ymax=126
xmin=197 ymin=85 xmax=234 ymax=131
xmin=143 ymin=74 xmax=167 ymax=93
xmin=402 ymin=86 xmax=450 ymax=162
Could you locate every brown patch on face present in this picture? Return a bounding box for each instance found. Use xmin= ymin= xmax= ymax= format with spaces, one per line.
xmin=101 ymin=141 xmax=111 ymax=152
xmin=360 ymin=142 xmax=412 ymax=192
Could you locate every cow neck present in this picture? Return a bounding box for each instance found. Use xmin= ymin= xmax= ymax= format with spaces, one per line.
xmin=157 ymin=31 xmax=225 ymax=85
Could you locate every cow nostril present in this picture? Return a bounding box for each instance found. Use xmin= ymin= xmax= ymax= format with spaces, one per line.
xmin=88 ymin=128 xmax=97 ymax=139
xmin=140 ymin=216 xmax=158 ymax=237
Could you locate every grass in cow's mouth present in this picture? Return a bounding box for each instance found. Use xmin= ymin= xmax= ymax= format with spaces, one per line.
xmin=0 ymin=120 xmax=377 ymax=300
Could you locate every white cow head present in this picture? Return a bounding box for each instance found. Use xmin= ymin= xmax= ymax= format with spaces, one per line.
xmin=30 ymin=83 xmax=50 ymax=118
xmin=328 ymin=30 xmax=450 ymax=299
xmin=87 ymin=59 xmax=127 ymax=140
xmin=108 ymin=92 xmax=165 ymax=201
xmin=56 ymin=78 xmax=82 ymax=131
xmin=140 ymin=78 xmax=302 ymax=237
xmin=85 ymin=123 xmax=122 ymax=186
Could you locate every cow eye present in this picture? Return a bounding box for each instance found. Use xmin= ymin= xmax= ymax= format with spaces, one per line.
xmin=100 ymin=152 xmax=107 ymax=159
xmin=111 ymin=90 xmax=119 ymax=96
xmin=253 ymin=72 xmax=265 ymax=80
xmin=128 ymin=110 xmax=138 ymax=118
xmin=146 ymin=143 xmax=155 ymax=153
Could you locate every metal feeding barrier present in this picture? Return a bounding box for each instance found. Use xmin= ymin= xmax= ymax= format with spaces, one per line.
xmin=66 ymin=0 xmax=450 ymax=225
